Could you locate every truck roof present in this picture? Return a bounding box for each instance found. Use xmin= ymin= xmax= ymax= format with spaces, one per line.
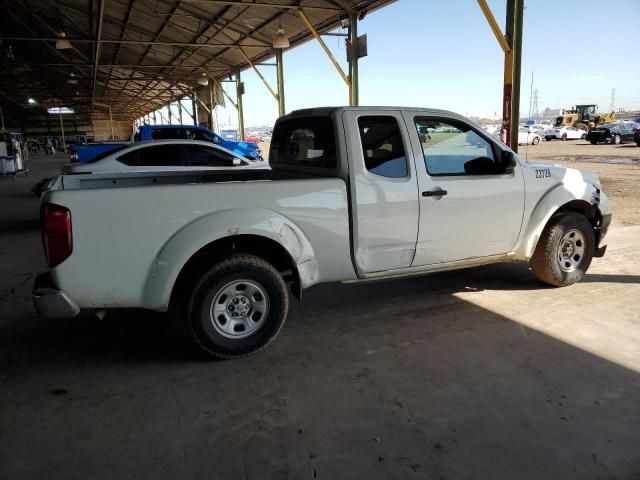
xmin=283 ymin=106 xmax=470 ymax=121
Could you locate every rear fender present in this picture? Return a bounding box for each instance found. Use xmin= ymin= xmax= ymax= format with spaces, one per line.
xmin=142 ymin=208 xmax=317 ymax=310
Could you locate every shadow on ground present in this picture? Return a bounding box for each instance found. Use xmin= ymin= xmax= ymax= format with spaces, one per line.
xmin=1 ymin=262 xmax=639 ymax=479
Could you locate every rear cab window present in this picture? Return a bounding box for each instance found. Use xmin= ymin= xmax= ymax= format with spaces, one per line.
xmin=269 ymin=117 xmax=337 ymax=170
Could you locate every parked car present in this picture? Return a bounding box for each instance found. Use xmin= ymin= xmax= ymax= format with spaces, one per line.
xmin=529 ymin=124 xmax=548 ymax=137
xmin=63 ymin=140 xmax=266 ymax=174
xmin=635 ymin=128 xmax=640 ymax=146
xmin=34 ymin=106 xmax=612 ymax=358
xmin=587 ymin=121 xmax=638 ymax=145
xmin=545 ymin=126 xmax=587 ymax=141
xmin=518 ymin=127 xmax=541 ymax=145
xmin=68 ymin=142 xmax=129 ymax=164
xmin=137 ymin=125 xmax=261 ymax=160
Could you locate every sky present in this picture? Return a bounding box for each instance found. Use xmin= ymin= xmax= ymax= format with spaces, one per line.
xmin=212 ymin=0 xmax=640 ymax=128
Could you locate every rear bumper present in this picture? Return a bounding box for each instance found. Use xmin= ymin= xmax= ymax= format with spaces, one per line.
xmin=33 ymin=272 xmax=80 ymax=318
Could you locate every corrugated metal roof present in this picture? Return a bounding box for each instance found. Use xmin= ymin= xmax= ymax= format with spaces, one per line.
xmin=0 ymin=0 xmax=395 ymax=124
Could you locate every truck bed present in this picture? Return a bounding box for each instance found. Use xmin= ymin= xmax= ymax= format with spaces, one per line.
xmin=57 ymin=168 xmax=332 ymax=191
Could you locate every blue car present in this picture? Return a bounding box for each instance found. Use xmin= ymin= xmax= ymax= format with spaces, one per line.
xmin=135 ymin=125 xmax=261 ymax=161
xmin=69 ymin=125 xmax=262 ymax=164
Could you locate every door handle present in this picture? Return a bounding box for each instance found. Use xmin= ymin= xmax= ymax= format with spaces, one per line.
xmin=422 ymin=189 xmax=447 ymax=197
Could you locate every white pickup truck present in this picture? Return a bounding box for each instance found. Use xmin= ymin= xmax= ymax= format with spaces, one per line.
xmin=34 ymin=107 xmax=612 ymax=358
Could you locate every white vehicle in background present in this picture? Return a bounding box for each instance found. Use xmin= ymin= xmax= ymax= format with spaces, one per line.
xmin=545 ymin=126 xmax=587 ymax=141
xmin=529 ymin=124 xmax=548 ymax=137
xmin=63 ymin=140 xmax=268 ymax=174
xmin=518 ymin=127 xmax=541 ymax=145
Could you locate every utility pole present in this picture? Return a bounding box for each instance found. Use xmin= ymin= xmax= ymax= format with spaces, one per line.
xmin=610 ymin=88 xmax=616 ymax=112
xmin=528 ymin=71 xmax=534 ymax=119
xmin=532 ymin=89 xmax=539 ymax=117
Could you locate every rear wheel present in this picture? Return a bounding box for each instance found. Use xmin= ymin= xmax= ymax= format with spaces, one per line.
xmin=590 ymin=140 xmax=598 ymax=145
xmin=530 ymin=213 xmax=595 ymax=287
xmin=184 ymin=255 xmax=289 ymax=358
xmin=561 ymin=134 xmax=567 ymax=141
xmin=581 ymin=133 xmax=587 ymax=140
xmin=532 ymin=136 xmax=540 ymax=145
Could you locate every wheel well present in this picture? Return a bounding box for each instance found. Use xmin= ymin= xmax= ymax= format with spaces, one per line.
xmin=551 ymin=200 xmax=603 ymax=242
xmin=170 ymin=235 xmax=301 ymax=306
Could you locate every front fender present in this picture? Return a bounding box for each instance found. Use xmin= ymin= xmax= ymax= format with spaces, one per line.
xmin=141 ymin=208 xmax=318 ymax=310
xmin=515 ymin=169 xmax=601 ymax=259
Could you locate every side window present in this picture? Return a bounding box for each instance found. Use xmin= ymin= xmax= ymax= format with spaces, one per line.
xmin=117 ymin=150 xmax=139 ymax=166
xmin=357 ymin=116 xmax=407 ymax=178
xmin=184 ymin=145 xmax=243 ymax=167
xmin=415 ymin=118 xmax=495 ymax=176
xmin=137 ymin=145 xmax=184 ymax=167
xmin=151 ymin=128 xmax=190 ymax=140
xmin=193 ymin=130 xmax=215 ymax=143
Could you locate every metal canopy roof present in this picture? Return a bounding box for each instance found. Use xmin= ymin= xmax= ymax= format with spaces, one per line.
xmin=0 ymin=0 xmax=394 ymax=125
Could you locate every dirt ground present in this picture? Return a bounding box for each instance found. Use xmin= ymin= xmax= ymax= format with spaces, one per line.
xmin=1 ymin=149 xmax=639 ymax=479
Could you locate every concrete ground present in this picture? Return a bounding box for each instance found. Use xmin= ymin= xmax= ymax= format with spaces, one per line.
xmin=1 ymin=147 xmax=639 ymax=479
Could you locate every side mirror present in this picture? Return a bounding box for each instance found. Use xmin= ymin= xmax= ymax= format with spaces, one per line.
xmin=501 ymin=150 xmax=518 ymax=173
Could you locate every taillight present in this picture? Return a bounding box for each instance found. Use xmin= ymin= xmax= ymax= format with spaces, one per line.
xmin=42 ymin=203 xmax=72 ymax=267
xmin=70 ymin=153 xmax=78 ymax=163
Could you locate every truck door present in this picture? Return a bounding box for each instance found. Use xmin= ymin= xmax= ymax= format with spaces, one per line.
xmin=343 ymin=110 xmax=420 ymax=273
xmin=402 ymin=113 xmax=525 ymax=266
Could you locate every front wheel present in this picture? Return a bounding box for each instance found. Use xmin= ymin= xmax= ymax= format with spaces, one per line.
xmin=530 ymin=213 xmax=595 ymax=287
xmin=561 ymin=134 xmax=568 ymax=141
xmin=581 ymin=133 xmax=587 ymax=140
xmin=612 ymin=134 xmax=621 ymax=145
xmin=185 ymin=255 xmax=289 ymax=358
xmin=590 ymin=140 xmax=598 ymax=145
xmin=532 ymin=136 xmax=540 ymax=145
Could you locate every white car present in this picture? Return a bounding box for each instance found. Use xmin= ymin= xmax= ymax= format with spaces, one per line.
xmin=64 ymin=140 xmax=268 ymax=174
xmin=545 ymin=126 xmax=587 ymax=141
xmin=35 ymin=107 xmax=612 ymax=359
xmin=518 ymin=127 xmax=541 ymax=145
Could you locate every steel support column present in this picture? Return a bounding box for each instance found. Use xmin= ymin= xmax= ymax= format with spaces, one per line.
xmin=178 ymin=98 xmax=183 ymax=124
xmin=168 ymin=100 xmax=172 ymax=123
xmin=348 ymin=10 xmax=359 ymax=106
xmin=236 ymin=70 xmax=244 ymax=141
xmin=192 ymin=94 xmax=198 ymax=125
xmin=59 ymin=110 xmax=66 ymax=151
xmin=209 ymin=81 xmax=215 ymax=129
xmin=509 ymin=0 xmax=524 ymax=152
xmin=276 ymin=49 xmax=285 ymax=116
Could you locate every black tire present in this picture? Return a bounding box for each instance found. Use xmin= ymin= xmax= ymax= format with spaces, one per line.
xmin=532 ymin=136 xmax=540 ymax=145
xmin=636 ymin=141 xmax=640 ymax=147
xmin=581 ymin=133 xmax=587 ymax=140
xmin=185 ymin=254 xmax=288 ymax=359
xmin=612 ymin=134 xmax=621 ymax=145
xmin=545 ymin=137 xmax=553 ymax=141
xmin=590 ymin=140 xmax=598 ymax=145
xmin=530 ymin=213 xmax=595 ymax=287
xmin=561 ymin=133 xmax=567 ymax=141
